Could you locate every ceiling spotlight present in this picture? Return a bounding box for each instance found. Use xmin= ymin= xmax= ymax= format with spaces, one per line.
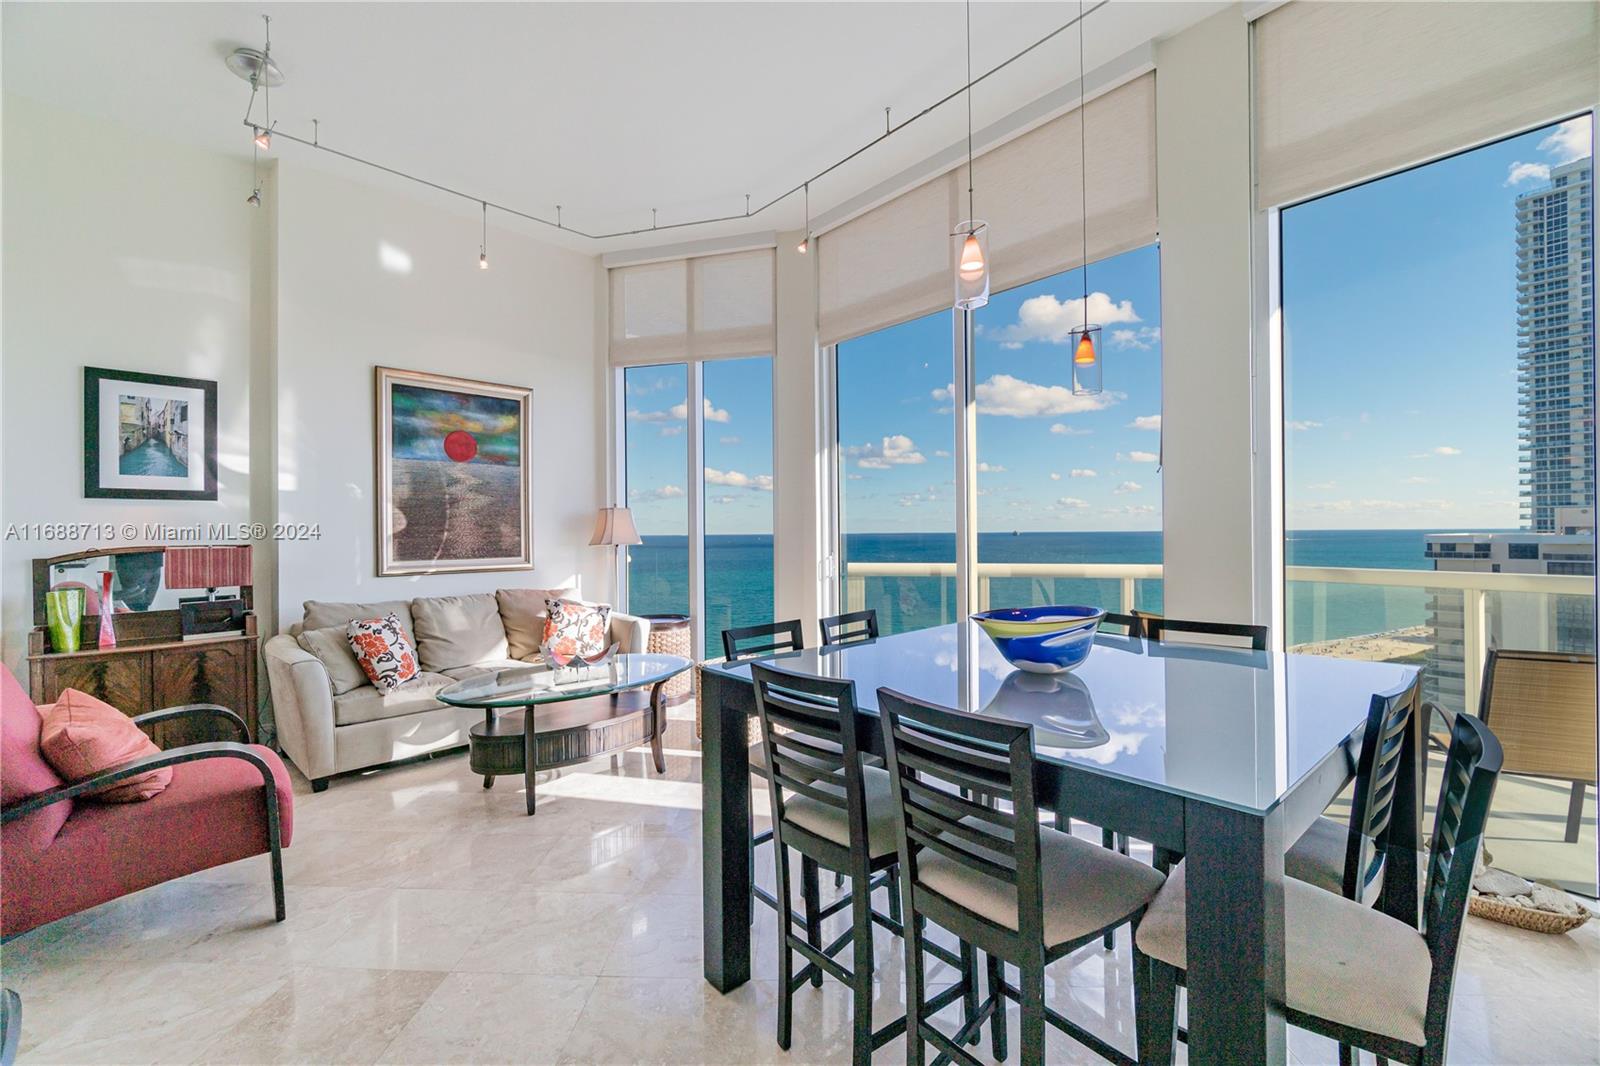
xmin=253 ymin=127 xmax=271 ymax=151
xmin=246 ymin=188 xmax=262 ymax=207
xmin=479 ymin=251 xmax=489 ymax=270
xmin=225 ymin=47 xmax=285 ymax=88
xmin=479 ymin=201 xmax=490 ymax=269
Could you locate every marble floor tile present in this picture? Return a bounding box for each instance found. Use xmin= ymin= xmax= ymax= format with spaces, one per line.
xmin=315 ymin=887 xmax=496 ymax=972
xmin=376 ymin=972 xmax=597 ymax=1065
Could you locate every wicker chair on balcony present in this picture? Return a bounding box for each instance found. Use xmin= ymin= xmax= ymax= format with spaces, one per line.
xmin=1476 ymin=648 xmax=1596 ymax=844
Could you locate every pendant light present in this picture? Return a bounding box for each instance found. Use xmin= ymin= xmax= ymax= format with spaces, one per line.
xmin=1070 ymin=0 xmax=1101 ymax=396
xmin=797 ymin=182 xmax=810 ymax=254
xmin=479 ymin=201 xmax=490 ymax=270
xmin=952 ymin=0 xmax=989 ymax=311
xmin=251 ymin=15 xmax=275 ymax=151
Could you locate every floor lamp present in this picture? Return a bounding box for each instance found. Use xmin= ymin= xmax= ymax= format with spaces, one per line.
xmin=590 ymin=506 xmax=641 ymax=606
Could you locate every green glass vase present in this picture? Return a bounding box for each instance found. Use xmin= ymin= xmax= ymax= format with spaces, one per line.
xmin=46 ymin=587 xmax=85 ymax=654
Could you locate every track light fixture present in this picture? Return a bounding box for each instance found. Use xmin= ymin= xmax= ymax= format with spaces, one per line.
xmin=479 ymin=202 xmax=490 ymax=269
xmin=238 ymin=15 xmax=278 ymax=152
xmin=797 ymin=183 xmax=810 ymax=254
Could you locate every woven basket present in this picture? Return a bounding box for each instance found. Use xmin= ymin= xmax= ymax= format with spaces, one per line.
xmin=1468 ymin=893 xmax=1592 ymax=934
xmin=645 ymin=618 xmax=693 ymax=702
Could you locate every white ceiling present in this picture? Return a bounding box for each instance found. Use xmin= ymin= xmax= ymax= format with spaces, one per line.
xmin=2 ymin=1 xmax=1223 ymax=254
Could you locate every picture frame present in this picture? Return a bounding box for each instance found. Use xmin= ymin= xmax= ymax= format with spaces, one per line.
xmin=83 ymin=367 xmax=218 ymax=500
xmin=375 ymin=365 xmax=534 ymax=576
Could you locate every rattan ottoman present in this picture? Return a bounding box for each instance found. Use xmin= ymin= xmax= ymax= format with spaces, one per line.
xmin=643 ymin=614 xmax=693 ymax=704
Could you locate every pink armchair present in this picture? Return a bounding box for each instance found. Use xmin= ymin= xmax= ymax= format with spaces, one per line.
xmin=0 ymin=666 xmax=293 ymax=938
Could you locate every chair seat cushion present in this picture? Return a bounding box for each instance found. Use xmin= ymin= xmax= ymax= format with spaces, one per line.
xmin=2 ymin=744 xmax=293 ymax=937
xmin=1135 ymin=860 xmax=1431 ymax=1047
xmin=781 ymin=764 xmax=899 ymax=860
xmin=1285 ymin=815 xmax=1350 ymax=897
xmin=332 ymin=672 xmax=455 ymax=727
xmin=918 ymin=824 xmax=1167 ymax=949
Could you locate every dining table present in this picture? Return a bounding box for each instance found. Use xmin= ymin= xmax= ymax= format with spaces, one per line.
xmin=698 ymin=621 xmax=1426 ymax=1066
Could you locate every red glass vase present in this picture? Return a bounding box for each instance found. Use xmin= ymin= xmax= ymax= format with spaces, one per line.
xmin=97 ymin=570 xmax=117 ymax=650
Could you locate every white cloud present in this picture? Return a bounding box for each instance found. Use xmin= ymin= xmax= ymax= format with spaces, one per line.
xmin=710 ymin=495 xmax=737 ymax=505
xmin=1127 ymin=415 xmax=1161 ymax=431
xmin=851 ymin=434 xmax=927 ymax=469
xmin=659 ymin=425 xmax=684 ymax=437
xmin=988 ymin=292 xmax=1142 ymax=347
xmin=1055 ymin=497 xmax=1090 ymax=510
xmin=1540 ymin=117 xmax=1593 ymax=164
xmin=1307 ymin=481 xmax=1336 ymax=491
xmin=704 ymin=468 xmax=773 ymax=491
xmin=846 ymin=473 xmax=865 ymax=481
xmin=1294 ymin=498 xmax=1455 ymax=514
xmin=934 ymin=374 xmax=1120 ymax=418
xmin=1049 ymin=423 xmax=1090 ymax=436
xmin=1402 ymin=475 xmax=1434 ymax=485
xmin=1113 ymin=480 xmax=1143 ymax=495
xmin=1101 ymin=504 xmax=1156 ymax=519
xmin=1049 ymin=472 xmax=1062 ymax=481
xmin=629 ymin=484 xmax=684 ymax=501
xmin=1070 ymin=469 xmax=1097 ymax=479
xmin=1506 ymin=160 xmax=1551 ymax=186
xmin=630 ymin=397 xmax=731 ymax=423
xmin=1287 ymin=420 xmax=1323 ymax=432
xmin=1117 ymin=451 xmax=1158 ymax=463
xmin=1110 ymin=326 xmax=1162 ymax=350
xmin=719 ymin=435 xmax=741 ymax=446
xmin=1409 ymin=445 xmax=1462 ymax=458
xmin=977 ymin=462 xmax=1006 ymax=473
xmin=933 ymin=449 xmax=952 ymax=458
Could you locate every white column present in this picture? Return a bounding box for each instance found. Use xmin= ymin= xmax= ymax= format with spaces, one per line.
xmin=772 ymin=228 xmax=825 ymax=637
xmin=1155 ymin=7 xmax=1260 ymax=625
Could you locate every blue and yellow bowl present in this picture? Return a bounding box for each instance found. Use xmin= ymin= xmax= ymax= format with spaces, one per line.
xmin=971 ymin=605 xmax=1106 ymax=674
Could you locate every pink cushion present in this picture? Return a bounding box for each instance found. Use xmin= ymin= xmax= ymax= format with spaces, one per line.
xmin=40 ymin=688 xmax=171 ymax=802
xmin=0 ymin=667 xmax=72 ymax=849
xmin=1 ymin=743 xmax=294 ymax=937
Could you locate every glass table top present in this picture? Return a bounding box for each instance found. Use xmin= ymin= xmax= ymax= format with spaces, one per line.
xmin=438 ymin=653 xmax=692 ymax=708
xmin=706 ymin=622 xmax=1418 ymax=815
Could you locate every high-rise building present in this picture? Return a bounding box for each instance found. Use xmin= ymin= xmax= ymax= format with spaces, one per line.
xmin=1517 ymin=156 xmax=1595 ymax=531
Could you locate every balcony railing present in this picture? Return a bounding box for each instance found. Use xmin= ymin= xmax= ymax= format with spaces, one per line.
xmin=842 ymin=559 xmax=1593 ymax=714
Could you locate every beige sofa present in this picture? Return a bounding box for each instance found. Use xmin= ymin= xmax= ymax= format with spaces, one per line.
xmin=264 ymin=588 xmax=649 ymax=790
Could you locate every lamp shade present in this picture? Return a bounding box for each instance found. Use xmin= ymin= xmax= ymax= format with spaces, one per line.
xmin=589 ymin=506 xmax=642 ymax=547
xmin=165 ymin=545 xmax=253 ymax=590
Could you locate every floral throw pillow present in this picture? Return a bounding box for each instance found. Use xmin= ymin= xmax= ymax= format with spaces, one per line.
xmin=542 ymin=598 xmax=612 ymax=659
xmin=346 ymin=613 xmax=420 ymax=692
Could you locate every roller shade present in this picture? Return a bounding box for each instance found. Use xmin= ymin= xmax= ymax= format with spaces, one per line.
xmin=609 ymin=248 xmax=774 ymax=365
xmin=819 ymin=71 xmax=1158 ymax=347
xmin=1254 ymin=1 xmax=1599 ymax=209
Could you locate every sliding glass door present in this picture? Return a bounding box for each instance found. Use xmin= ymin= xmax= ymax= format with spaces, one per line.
xmin=701 ymin=356 xmax=775 ymax=651
xmin=623 ymin=364 xmax=690 ymax=619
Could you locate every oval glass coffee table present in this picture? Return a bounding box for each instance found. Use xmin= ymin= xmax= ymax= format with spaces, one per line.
xmin=438 ymin=653 xmax=692 ymax=815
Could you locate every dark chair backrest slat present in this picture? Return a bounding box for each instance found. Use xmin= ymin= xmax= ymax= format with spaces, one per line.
xmin=820 ymin=609 xmax=880 ymax=647
xmin=1341 ymin=677 xmax=1421 ymax=901
xmin=1099 ymin=611 xmax=1146 ymax=638
xmin=878 ymin=687 xmax=1046 ymax=944
xmin=1145 ymin=617 xmax=1268 ymax=651
xmin=1418 ymin=712 xmax=1502 ymax=1048
xmin=724 ymin=620 xmax=805 ymax=663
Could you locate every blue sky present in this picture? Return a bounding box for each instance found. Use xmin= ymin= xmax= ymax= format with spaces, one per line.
xmin=623 ymin=114 xmax=1592 ymax=537
xmin=1283 ymin=116 xmax=1592 ymax=531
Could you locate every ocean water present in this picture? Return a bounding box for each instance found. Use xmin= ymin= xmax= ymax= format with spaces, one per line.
xmin=628 ymin=528 xmax=1466 ymax=644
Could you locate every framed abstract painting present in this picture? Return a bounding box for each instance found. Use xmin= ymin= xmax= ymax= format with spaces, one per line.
xmin=375 ymin=366 xmax=533 ymax=576
xmin=83 ymin=367 xmax=218 ymax=500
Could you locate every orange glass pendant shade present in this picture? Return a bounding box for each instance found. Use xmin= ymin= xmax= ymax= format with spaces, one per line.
xmin=959 ymin=233 xmax=986 ymax=278
xmin=1073 ymin=330 xmax=1097 ymax=365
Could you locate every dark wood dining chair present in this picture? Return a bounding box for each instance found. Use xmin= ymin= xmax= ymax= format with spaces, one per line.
xmin=1144 ymin=616 xmax=1268 ymax=651
xmin=752 ymin=663 xmax=944 ymax=1066
xmin=723 ymin=621 xmax=807 ymax=921
xmin=723 ymin=619 xmax=805 ymax=662
xmin=877 ymin=687 xmax=1168 ymax=1066
xmin=820 ymin=609 xmax=880 ymax=647
xmin=1477 ymin=648 xmax=1595 ymax=843
xmin=1134 ymin=712 xmax=1504 ymax=1066
xmin=1285 ymin=674 xmax=1421 ymax=905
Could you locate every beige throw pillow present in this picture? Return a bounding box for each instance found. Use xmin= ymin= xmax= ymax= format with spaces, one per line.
xmin=410 ymin=593 xmax=509 ymax=671
xmin=296 ymin=625 xmax=371 ymax=695
xmin=497 ymin=587 xmax=577 ymax=660
xmin=303 ymin=599 xmax=418 ymax=646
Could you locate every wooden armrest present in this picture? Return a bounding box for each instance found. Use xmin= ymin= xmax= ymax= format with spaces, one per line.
xmin=131 ymin=704 xmax=251 ymax=745
xmin=1 ymin=742 xmax=278 ymax=824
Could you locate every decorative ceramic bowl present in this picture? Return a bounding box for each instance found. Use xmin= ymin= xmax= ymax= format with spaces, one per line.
xmin=970 ymin=605 xmax=1106 ymax=674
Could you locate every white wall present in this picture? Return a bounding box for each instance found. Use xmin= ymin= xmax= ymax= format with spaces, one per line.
xmin=273 ymin=164 xmax=607 ymax=628
xmin=0 ymin=95 xmax=257 ymax=668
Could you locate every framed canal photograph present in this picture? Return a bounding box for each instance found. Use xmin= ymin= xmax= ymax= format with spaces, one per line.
xmin=83 ymin=367 xmax=218 ymax=500
xmin=375 ymin=366 xmax=533 ymax=576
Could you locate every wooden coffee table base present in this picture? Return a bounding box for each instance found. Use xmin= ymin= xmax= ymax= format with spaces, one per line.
xmin=467 ymin=681 xmax=668 ymax=814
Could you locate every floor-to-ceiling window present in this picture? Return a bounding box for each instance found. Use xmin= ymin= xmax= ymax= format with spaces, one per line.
xmin=972 ymin=244 xmax=1163 ymax=615
xmin=702 ymin=356 xmax=775 ymax=650
xmin=1280 ymin=116 xmax=1596 ymax=894
xmin=836 ymin=309 xmax=958 ymax=635
xmin=623 ymin=364 xmax=690 ymax=618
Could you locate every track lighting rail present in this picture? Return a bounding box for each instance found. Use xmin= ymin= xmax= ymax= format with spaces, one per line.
xmin=242 ymin=1 xmax=1107 ymax=242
